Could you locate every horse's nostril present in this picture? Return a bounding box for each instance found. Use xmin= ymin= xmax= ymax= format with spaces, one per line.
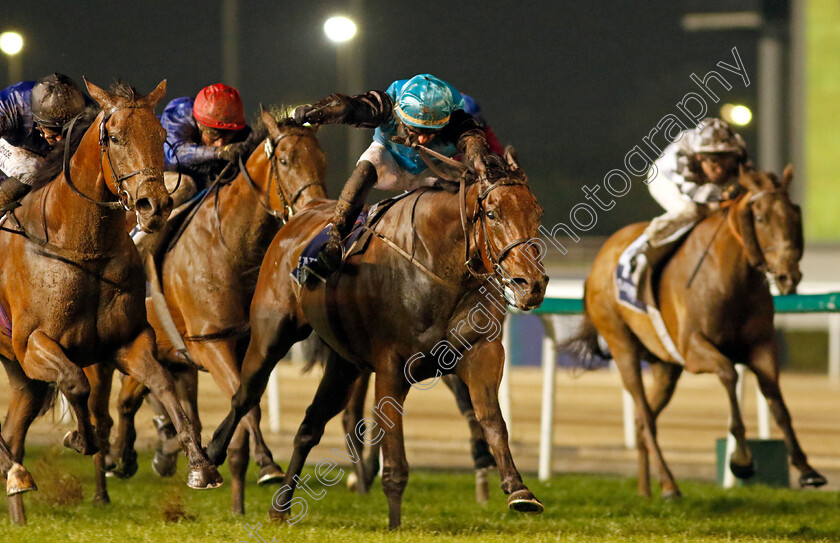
xmin=135 ymin=198 xmax=153 ymax=215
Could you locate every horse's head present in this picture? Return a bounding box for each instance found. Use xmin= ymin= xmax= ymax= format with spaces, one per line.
xmin=84 ymin=78 xmax=173 ymax=232
xmin=471 ymin=147 xmax=548 ymax=310
xmin=257 ymin=107 xmax=327 ymax=219
xmin=737 ymin=164 xmax=803 ymax=295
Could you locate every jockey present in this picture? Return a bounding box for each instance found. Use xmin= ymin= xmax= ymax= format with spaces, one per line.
xmin=645 ymin=117 xmax=749 ymax=246
xmin=293 ymin=73 xmax=491 ymax=273
xmin=0 ymin=73 xmax=88 ymax=212
xmin=160 ymin=83 xmax=258 ymax=207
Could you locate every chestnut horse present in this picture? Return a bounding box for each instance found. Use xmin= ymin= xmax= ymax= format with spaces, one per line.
xmin=0 ymin=80 xmax=222 ymax=524
xmin=207 ymin=149 xmax=548 ymax=529
xmin=565 ymin=165 xmax=825 ymax=498
xmin=103 ymin=110 xmax=326 ymax=513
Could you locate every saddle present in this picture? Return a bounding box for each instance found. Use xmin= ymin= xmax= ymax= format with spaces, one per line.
xmin=292 ymin=190 xmax=420 ymax=369
xmin=615 ymin=223 xmax=697 ymax=364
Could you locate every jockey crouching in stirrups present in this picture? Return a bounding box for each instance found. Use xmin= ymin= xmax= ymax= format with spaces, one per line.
xmin=293 ymin=73 xmax=491 ymax=275
xmin=645 ymin=117 xmax=750 ymax=246
xmin=630 ymin=118 xmax=751 ymax=284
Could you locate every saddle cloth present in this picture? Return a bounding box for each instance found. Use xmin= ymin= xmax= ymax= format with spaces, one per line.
xmin=614 ymin=223 xmax=697 ymax=364
xmin=291 ymin=190 xmax=416 ymax=286
xmin=291 ymin=210 xmax=370 ymax=286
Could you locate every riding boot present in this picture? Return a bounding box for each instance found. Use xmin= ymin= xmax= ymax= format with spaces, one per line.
xmin=315 ymin=160 xmax=378 ymax=274
xmin=0 ymin=176 xmax=32 ymax=213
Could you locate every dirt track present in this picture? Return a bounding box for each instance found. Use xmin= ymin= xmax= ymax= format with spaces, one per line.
xmin=7 ymin=364 xmax=839 ymax=490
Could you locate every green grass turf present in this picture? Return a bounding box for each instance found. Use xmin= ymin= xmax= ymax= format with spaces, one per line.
xmin=1 ymin=446 xmax=838 ymax=542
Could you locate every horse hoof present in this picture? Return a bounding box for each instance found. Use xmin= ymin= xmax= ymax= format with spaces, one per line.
xmin=93 ymin=492 xmax=111 ymax=505
xmin=729 ymin=459 xmax=755 ymax=480
xmin=187 ymin=465 xmax=223 ymax=489
xmin=6 ymin=463 xmax=37 ymax=496
xmin=63 ymin=430 xmax=100 ymax=455
xmin=269 ymin=506 xmax=288 ymax=522
xmin=799 ymin=470 xmax=828 ymax=488
xmin=152 ymin=451 xmax=178 ymax=478
xmin=661 ymin=489 xmax=682 ymax=500
xmin=508 ymin=489 xmax=544 ymax=514
xmin=257 ymin=463 xmax=285 ymax=486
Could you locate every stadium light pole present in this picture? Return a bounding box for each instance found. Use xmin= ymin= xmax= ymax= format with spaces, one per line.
xmin=324 ymin=12 xmax=365 ymax=175
xmin=0 ymin=31 xmax=24 ymax=87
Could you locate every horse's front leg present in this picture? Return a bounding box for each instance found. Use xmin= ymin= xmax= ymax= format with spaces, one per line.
xmin=84 ymin=362 xmax=115 ymax=504
xmin=18 ymin=330 xmax=99 ymax=455
xmin=685 ymin=332 xmax=753 ymax=479
xmin=748 ymin=340 xmax=826 ymax=487
xmin=456 ymin=340 xmax=543 ymax=514
xmin=114 ymin=328 xmax=222 ymax=489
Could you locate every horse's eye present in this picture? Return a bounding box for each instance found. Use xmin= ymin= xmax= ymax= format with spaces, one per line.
xmin=279 ymin=158 xmax=288 ymax=166
xmin=110 ymin=135 xmax=119 ymax=143
xmin=486 ymin=210 xmax=496 ymax=220
xmin=755 ymin=215 xmax=764 ymax=223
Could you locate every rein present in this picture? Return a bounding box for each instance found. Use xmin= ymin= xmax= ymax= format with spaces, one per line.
xmin=381 ymin=145 xmax=533 ymax=294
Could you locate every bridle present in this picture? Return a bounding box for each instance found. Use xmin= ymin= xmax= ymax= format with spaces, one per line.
xmin=239 ymin=131 xmax=323 ymax=224
xmin=414 ymin=145 xmax=535 ymax=289
xmin=62 ymin=106 xmax=163 ymax=211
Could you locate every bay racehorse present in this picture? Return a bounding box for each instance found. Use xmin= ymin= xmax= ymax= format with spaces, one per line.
xmin=0 ymin=79 xmax=222 ymax=524
xmin=206 ymin=148 xmax=548 ymax=528
xmin=103 ymin=109 xmax=326 ymax=513
xmin=564 ymin=165 xmax=826 ymax=498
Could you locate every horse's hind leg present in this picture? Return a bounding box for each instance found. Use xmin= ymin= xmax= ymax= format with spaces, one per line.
xmin=114 ymin=328 xmax=222 ymax=490
xmin=85 ymin=363 xmax=115 ymax=504
xmin=685 ymin=332 xmax=753 ymax=480
xmin=646 ymin=361 xmax=683 ymax=495
xmin=343 ymin=370 xmax=374 ymax=494
xmin=443 ymin=373 xmax=494 ymax=504
xmin=228 ymin=423 xmax=250 ymax=515
xmin=610 ymin=334 xmax=680 ymax=498
xmin=457 ymin=341 xmax=543 ymax=516
xmin=19 ymin=330 xmax=99 ymax=455
xmin=749 ymin=340 xmax=826 ymax=487
xmin=111 ymin=375 xmax=150 ymax=478
xmin=242 ymin=406 xmax=284 ymax=485
xmin=270 ymin=353 xmax=360 ymax=523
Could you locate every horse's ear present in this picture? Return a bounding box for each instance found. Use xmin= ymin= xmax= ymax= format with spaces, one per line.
xmin=781 ymin=163 xmax=794 ymax=192
xmin=504 ymin=145 xmax=520 ymax=172
xmin=738 ymin=164 xmax=762 ymax=193
xmin=260 ymin=105 xmax=281 ymax=140
xmin=143 ymin=80 xmax=167 ymax=109
xmin=83 ymin=77 xmax=115 ymax=112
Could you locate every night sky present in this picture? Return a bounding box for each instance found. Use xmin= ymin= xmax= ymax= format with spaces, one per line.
xmin=3 ymin=1 xmax=762 ymax=234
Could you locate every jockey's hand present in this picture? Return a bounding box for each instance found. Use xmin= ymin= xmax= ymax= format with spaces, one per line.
xmin=293 ymin=104 xmax=318 ymax=125
xmin=316 ymin=235 xmax=343 ymax=273
xmin=218 ymin=141 xmax=250 ymax=164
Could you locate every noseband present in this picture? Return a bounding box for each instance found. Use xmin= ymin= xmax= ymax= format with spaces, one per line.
xmin=239 ymin=131 xmax=322 ymax=224
xmin=63 ymin=106 xmax=163 ymax=211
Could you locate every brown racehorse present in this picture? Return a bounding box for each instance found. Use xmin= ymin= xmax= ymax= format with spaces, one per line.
xmin=206 ymin=149 xmax=548 ymax=529
xmin=0 ymin=79 xmax=222 ymax=524
xmin=103 ymin=110 xmax=326 ymax=513
xmin=564 ymin=165 xmax=826 ymax=499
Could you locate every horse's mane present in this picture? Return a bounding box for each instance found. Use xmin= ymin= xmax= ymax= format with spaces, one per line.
xmin=109 ymin=80 xmax=139 ymax=101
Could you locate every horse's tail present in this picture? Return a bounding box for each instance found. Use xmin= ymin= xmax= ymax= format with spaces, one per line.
xmin=300 ymin=333 xmax=332 ymax=374
xmin=558 ymin=286 xmax=609 ymax=370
